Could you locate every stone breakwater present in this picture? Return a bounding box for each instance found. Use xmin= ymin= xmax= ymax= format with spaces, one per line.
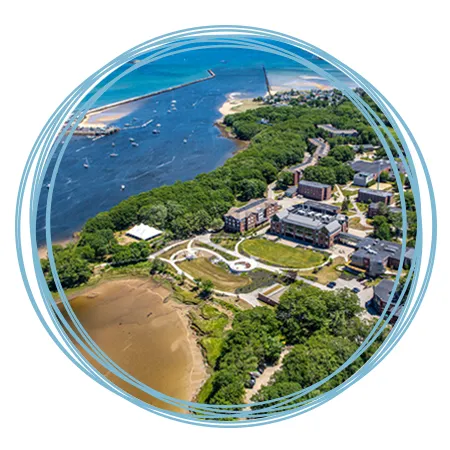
xmin=86 ymin=69 xmax=216 ymax=115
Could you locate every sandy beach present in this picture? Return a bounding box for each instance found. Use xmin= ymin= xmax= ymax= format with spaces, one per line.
xmin=59 ymin=278 xmax=207 ymax=412
xmin=219 ymin=92 xmax=264 ymax=118
xmin=80 ymin=102 xmax=139 ymax=128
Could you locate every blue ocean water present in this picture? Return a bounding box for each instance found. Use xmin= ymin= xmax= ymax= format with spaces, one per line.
xmin=38 ymin=45 xmax=354 ymax=246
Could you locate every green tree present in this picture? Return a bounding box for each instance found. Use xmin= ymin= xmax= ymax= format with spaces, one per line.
xmin=372 ymin=215 xmax=392 ymax=240
xmin=238 ymin=178 xmax=267 ymax=201
xmin=329 ymin=145 xmax=355 ymax=162
xmin=276 ymin=171 xmax=295 ymax=190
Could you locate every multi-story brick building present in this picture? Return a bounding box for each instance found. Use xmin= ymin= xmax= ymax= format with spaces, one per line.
xmin=270 ymin=205 xmax=348 ymax=248
xmin=298 ymin=180 xmax=332 ymax=201
xmin=224 ymin=198 xmax=279 ymax=233
xmin=357 ymin=188 xmax=393 ymax=205
xmin=373 ymin=279 xmax=403 ymax=324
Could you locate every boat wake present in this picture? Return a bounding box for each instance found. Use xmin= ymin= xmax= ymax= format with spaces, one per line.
xmin=156 ymin=156 xmax=175 ymax=169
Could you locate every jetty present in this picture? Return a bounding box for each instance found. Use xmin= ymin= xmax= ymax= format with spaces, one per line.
xmin=73 ymin=125 xmax=120 ymax=137
xmin=262 ymin=66 xmax=272 ymax=97
xmin=86 ymin=69 xmax=216 ymax=115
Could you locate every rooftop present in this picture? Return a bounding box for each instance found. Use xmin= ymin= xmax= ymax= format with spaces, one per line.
xmin=317 ymin=124 xmax=358 ymax=135
xmin=350 ymin=159 xmax=391 ymax=174
xmin=275 ymin=208 xmax=343 ymax=234
xmin=126 ymin=223 xmax=162 ymax=241
xmin=353 ymin=237 xmax=414 ymax=264
xmin=302 ymin=200 xmax=340 ymax=215
xmin=299 ymin=180 xmax=331 ymax=189
xmin=374 ymin=279 xmax=396 ymax=303
xmin=359 ymin=188 xmax=393 ymax=198
xmin=226 ymin=198 xmax=277 ymax=220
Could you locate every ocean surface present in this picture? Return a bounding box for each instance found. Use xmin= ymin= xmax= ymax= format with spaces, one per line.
xmin=37 ymin=44 xmax=355 ymax=246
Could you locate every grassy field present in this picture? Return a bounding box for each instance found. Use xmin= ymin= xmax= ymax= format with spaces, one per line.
xmin=195 ymin=242 xmax=238 ymax=261
xmin=178 ymin=257 xmax=250 ymax=291
xmin=349 ymin=217 xmax=372 ymax=231
xmin=356 ymin=202 xmax=369 ymax=213
xmin=211 ymin=236 xmax=239 ymax=251
xmin=240 ymin=238 xmax=327 ymax=269
xmin=159 ymin=242 xmax=188 ymax=259
xmin=302 ymin=257 xmax=346 ymax=285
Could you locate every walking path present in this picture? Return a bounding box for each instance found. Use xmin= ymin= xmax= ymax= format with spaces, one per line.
xmin=244 ymin=347 xmax=292 ymax=405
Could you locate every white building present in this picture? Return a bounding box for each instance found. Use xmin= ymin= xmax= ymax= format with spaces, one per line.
xmin=126 ymin=223 xmax=162 ymax=241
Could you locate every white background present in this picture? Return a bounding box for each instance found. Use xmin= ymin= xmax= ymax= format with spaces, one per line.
xmin=1 ymin=1 xmax=449 ymax=448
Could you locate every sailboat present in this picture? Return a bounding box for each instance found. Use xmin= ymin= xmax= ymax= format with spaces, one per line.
xmin=111 ymin=142 xmax=116 ymax=147
xmin=83 ymin=157 xmax=89 ymax=168
xmin=121 ymin=184 xmax=126 ymax=191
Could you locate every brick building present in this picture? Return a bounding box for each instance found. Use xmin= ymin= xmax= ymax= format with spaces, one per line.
xmin=270 ymin=205 xmax=348 ymax=248
xmin=373 ymin=279 xmax=403 ymax=324
xmin=357 ymin=188 xmax=393 ymax=205
xmin=224 ymin=198 xmax=279 ymax=233
xmin=298 ymin=180 xmax=332 ymax=201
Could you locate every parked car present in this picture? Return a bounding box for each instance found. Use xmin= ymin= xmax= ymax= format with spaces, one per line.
xmin=352 ymin=287 xmax=360 ymax=293
xmin=245 ymin=377 xmax=256 ymax=389
xmin=327 ymin=281 xmax=337 ymax=288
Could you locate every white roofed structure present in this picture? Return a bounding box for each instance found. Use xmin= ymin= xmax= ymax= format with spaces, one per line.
xmin=126 ymin=223 xmax=162 ymax=241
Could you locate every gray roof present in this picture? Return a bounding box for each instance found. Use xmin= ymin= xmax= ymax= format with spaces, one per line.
xmin=226 ymin=198 xmax=277 ymax=220
xmin=285 ymin=186 xmax=297 ymax=195
xmin=374 ymin=279 xmax=395 ymax=302
xmin=374 ymin=280 xmax=403 ymax=319
xmin=299 ymin=180 xmax=331 ymax=189
xmin=302 ymin=200 xmax=340 ymax=215
xmin=351 ymin=160 xmax=391 ymax=174
xmin=359 ymin=188 xmax=393 ymax=198
xmin=276 ymin=210 xmax=342 ymax=234
xmin=353 ymin=237 xmax=414 ymax=264
xmin=324 ymin=221 xmax=342 ymax=234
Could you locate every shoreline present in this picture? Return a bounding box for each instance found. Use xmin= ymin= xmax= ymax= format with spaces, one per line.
xmin=40 ymin=92 xmax=254 ymax=250
xmin=61 ymin=277 xmax=208 ymax=410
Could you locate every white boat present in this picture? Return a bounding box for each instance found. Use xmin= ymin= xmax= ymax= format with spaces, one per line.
xmin=131 ymin=142 xmax=139 ymax=147
xmin=183 ymin=139 xmax=188 ymax=143
xmin=111 ymin=142 xmax=116 ymax=147
xmin=167 ymin=110 xmax=171 ymax=113
xmin=110 ymin=153 xmax=118 ymax=157
xmin=46 ymin=183 xmax=50 ymax=189
xmin=83 ymin=157 xmax=89 ymax=168
xmin=129 ymin=137 xmax=135 ymax=142
xmin=121 ymin=184 xmax=126 ymax=191
xmin=171 ymin=100 xmax=177 ymax=104
xmin=156 ymin=123 xmax=161 ymax=127
xmin=152 ymin=129 xmax=160 ymax=135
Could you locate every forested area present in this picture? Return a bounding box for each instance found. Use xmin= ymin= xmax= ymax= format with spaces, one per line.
xmin=197 ymin=283 xmax=388 ymax=409
xmin=41 ymin=95 xmax=402 ymax=291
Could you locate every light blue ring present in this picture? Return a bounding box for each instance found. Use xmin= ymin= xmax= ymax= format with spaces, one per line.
xmin=15 ymin=26 xmax=434 ymax=428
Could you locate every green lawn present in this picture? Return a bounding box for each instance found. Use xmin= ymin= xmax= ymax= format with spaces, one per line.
xmin=240 ymin=239 xmax=327 ymax=269
xmin=302 ymin=257 xmax=346 ymax=285
xmin=178 ymin=257 xmax=250 ymax=291
xmin=349 ymin=217 xmax=372 ymax=231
